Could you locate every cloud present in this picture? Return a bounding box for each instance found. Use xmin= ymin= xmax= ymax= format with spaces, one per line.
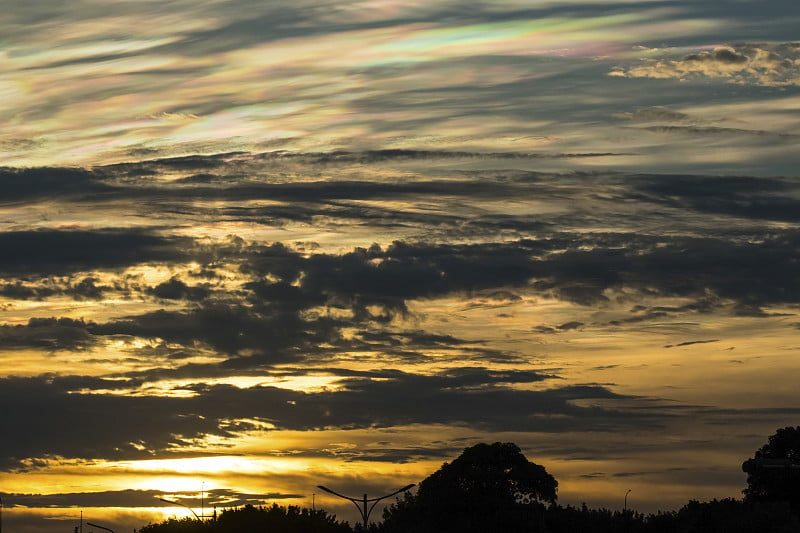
xmin=18 ymin=227 xmax=797 ymax=342
xmin=284 ymin=231 xmax=798 ymax=314
xmin=663 ymin=339 xmax=719 ymax=349
xmin=149 ymin=277 xmax=211 ymax=301
xmin=106 ymin=149 xmax=619 ymax=175
xmin=533 ymin=321 xmax=585 ymax=334
xmin=0 ymin=317 xmax=95 ymax=351
xmin=0 ymin=167 xmax=114 ymax=204
xmin=0 ymin=229 xmax=193 ymax=277
xmin=0 ymin=367 xmax=676 ymax=470
xmin=632 ymin=174 xmax=800 ymax=223
xmin=613 ymin=43 xmax=800 ymax=86
xmin=634 ymin=125 xmax=800 ymax=139
xmin=0 ymin=281 xmax=58 ymax=300
xmin=3 ymin=217 xmax=799 ymax=364
xmin=544 ymin=231 xmax=800 ymax=310
xmin=614 ymin=107 xmax=694 ymax=122
xmin=10 ymin=156 xmax=793 ymax=248
xmin=0 ymin=276 xmax=124 ymax=302
xmin=0 ymin=156 xmax=605 ymax=242
xmin=3 ymin=488 xmax=301 ymax=509
xmin=88 ymin=305 xmax=334 ymax=362
xmin=0 ymin=375 xmax=237 ymax=470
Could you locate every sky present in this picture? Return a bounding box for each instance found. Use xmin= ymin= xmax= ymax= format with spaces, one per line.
xmin=2 ymin=0 xmax=800 ymax=531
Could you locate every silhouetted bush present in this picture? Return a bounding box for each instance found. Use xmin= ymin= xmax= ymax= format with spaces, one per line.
xmin=543 ymin=504 xmax=647 ymax=533
xmin=141 ymin=504 xmax=351 ymax=533
xmin=646 ymin=498 xmax=800 ymax=533
xmin=140 ymin=516 xmax=211 ymax=533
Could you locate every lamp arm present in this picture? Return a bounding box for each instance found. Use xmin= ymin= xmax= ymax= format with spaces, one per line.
xmin=365 ymin=484 xmax=415 ymax=503
xmin=316 ymin=485 xmax=359 ymax=503
xmin=86 ymin=523 xmax=115 ymax=533
xmin=158 ymin=498 xmax=201 ymax=520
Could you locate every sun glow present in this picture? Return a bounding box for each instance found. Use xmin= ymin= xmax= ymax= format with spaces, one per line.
xmin=114 ymin=374 xmax=347 ymax=397
xmin=138 ymin=476 xmax=215 ymax=495
xmin=119 ymin=455 xmax=312 ymax=476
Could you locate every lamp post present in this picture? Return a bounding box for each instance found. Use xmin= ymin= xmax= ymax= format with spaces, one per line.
xmin=86 ymin=522 xmax=115 ymax=533
xmin=624 ymin=489 xmax=631 ymax=512
xmin=158 ymin=498 xmax=201 ymax=521
xmin=316 ymin=484 xmax=414 ymax=530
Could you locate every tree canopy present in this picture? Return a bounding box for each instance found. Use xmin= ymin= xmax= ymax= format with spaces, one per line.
xmin=743 ymin=426 xmax=800 ymax=508
xmin=381 ymin=442 xmax=557 ymax=533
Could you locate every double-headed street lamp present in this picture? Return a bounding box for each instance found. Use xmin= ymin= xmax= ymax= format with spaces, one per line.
xmin=316 ymin=484 xmax=415 ymax=530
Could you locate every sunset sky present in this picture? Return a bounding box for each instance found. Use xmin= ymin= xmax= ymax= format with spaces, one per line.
xmin=2 ymin=1 xmax=800 ymax=531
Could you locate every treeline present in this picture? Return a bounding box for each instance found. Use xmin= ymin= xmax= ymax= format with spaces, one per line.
xmin=140 ymin=429 xmax=800 ymax=533
xmin=139 ymin=499 xmax=800 ymax=533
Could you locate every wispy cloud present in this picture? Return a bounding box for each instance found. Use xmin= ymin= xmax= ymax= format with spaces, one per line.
xmin=612 ymin=43 xmax=800 ymax=86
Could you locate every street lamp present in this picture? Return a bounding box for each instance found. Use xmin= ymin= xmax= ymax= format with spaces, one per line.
xmin=86 ymin=522 xmax=115 ymax=533
xmin=624 ymin=489 xmax=631 ymax=512
xmin=316 ymin=484 xmax=415 ymax=530
xmin=158 ymin=498 xmax=201 ymax=521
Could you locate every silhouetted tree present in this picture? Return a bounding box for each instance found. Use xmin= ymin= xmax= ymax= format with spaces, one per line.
xmin=381 ymin=442 xmax=556 ymax=533
xmin=743 ymin=426 xmax=800 ymax=509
